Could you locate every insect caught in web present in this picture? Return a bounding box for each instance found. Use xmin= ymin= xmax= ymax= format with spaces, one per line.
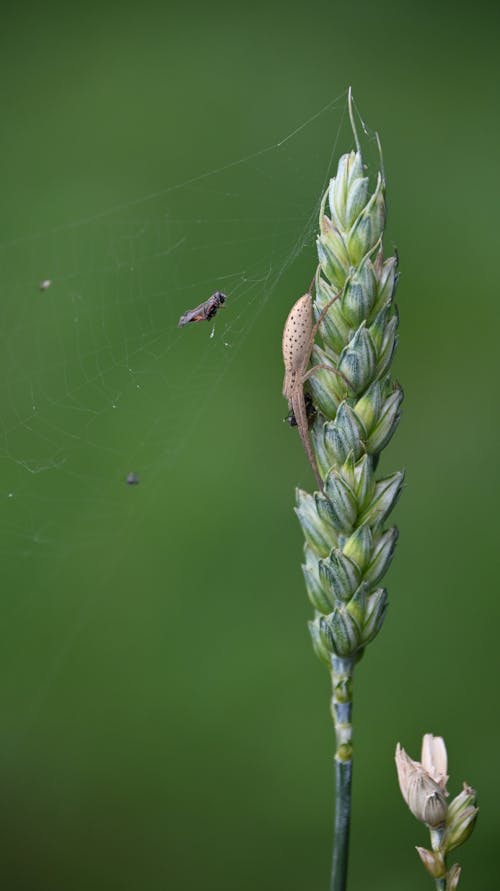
xmin=285 ymin=392 xmax=316 ymax=428
xmin=178 ymin=291 xmax=227 ymax=327
xmin=282 ymin=278 xmax=349 ymax=490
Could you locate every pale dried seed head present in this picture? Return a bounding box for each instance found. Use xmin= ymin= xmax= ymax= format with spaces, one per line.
xmin=413 ymin=787 xmax=448 ymax=827
xmin=415 ymin=846 xmax=446 ymax=879
xmin=395 ymin=743 xmax=448 ymax=827
xmin=446 ymin=864 xmax=462 ymax=890
xmin=395 ymin=743 xmax=417 ymax=806
xmin=421 ymin=733 xmax=449 ymax=792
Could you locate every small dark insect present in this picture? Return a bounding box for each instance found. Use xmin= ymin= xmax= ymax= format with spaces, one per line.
xmin=126 ymin=472 xmax=140 ymax=486
xmin=178 ymin=291 xmax=226 ymax=327
xmin=285 ymin=392 xmax=316 ymax=428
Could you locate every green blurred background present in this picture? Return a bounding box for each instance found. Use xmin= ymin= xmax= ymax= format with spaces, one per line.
xmin=1 ymin=0 xmax=498 ymax=888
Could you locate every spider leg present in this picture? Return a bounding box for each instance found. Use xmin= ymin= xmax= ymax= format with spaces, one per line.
xmin=291 ymin=390 xmax=324 ymax=491
xmin=302 ymin=363 xmax=351 ymax=391
xmin=309 ymin=280 xmax=347 ymax=342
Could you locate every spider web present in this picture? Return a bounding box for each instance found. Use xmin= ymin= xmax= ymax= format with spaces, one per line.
xmin=0 ymin=92 xmax=377 ymax=734
xmin=0 ymin=92 xmax=357 ymax=558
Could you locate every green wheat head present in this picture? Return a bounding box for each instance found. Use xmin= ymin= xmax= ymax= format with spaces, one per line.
xmin=297 ymin=121 xmax=403 ymax=666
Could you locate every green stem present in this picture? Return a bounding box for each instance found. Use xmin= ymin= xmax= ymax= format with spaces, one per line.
xmin=330 ymin=656 xmax=355 ymax=891
xmin=430 ymin=828 xmax=447 ymax=891
xmin=331 ymin=757 xmax=352 ymax=891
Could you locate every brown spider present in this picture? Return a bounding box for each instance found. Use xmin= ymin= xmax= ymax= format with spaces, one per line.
xmin=282 ymin=280 xmax=349 ymax=490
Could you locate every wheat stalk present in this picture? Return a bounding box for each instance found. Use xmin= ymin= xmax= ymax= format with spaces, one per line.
xmin=284 ymin=89 xmax=403 ymax=891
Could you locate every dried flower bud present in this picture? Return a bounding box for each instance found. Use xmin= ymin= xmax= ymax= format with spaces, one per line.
xmin=395 ymin=743 xmax=448 ymax=827
xmin=415 ymin=846 xmax=446 ymax=879
xmin=421 ymin=733 xmax=449 ymax=791
xmin=397 ymin=735 xmax=477 ymax=891
xmin=445 ymin=863 xmax=462 ymax=890
xmin=445 ymin=783 xmax=478 ymax=852
xmin=447 ymin=782 xmax=476 ymax=821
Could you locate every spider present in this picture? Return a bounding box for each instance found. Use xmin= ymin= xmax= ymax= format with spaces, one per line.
xmin=282 ymin=280 xmax=349 ymax=491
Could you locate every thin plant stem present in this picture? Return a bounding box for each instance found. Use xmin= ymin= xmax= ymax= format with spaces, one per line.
xmin=331 ymin=758 xmax=353 ymax=891
xmin=430 ymin=827 xmax=447 ymax=891
xmin=330 ymin=656 xmax=354 ymax=891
